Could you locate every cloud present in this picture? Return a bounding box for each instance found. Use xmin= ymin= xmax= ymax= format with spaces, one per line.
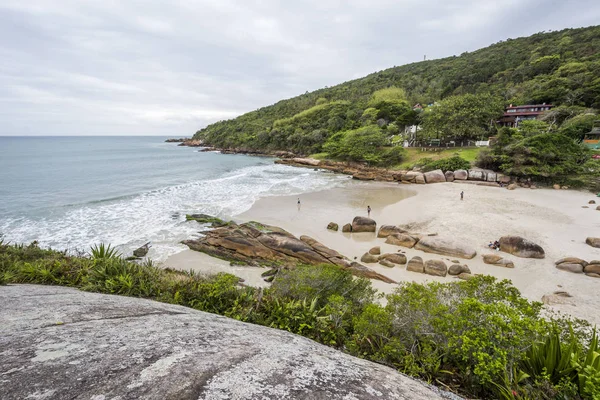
xmin=0 ymin=0 xmax=597 ymax=135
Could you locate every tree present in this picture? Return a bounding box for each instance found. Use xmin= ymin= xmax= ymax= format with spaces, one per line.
xmin=420 ymin=94 xmax=504 ymax=141
xmin=559 ymin=113 xmax=598 ymax=140
xmin=323 ymin=126 xmax=387 ymax=164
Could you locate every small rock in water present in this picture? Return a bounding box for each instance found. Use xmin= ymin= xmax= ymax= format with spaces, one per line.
xmin=133 ymin=242 xmax=151 ymax=258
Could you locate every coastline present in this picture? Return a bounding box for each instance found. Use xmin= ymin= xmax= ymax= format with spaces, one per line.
xmin=166 ymin=177 xmax=600 ymax=326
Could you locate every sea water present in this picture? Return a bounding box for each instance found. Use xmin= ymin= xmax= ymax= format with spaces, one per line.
xmin=0 ymin=136 xmax=347 ymax=260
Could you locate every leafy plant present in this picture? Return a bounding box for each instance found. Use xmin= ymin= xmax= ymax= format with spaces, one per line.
xmin=90 ymin=243 xmax=121 ymax=260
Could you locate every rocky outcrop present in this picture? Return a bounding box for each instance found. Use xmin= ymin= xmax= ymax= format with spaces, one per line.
xmin=186 ymin=213 xmax=232 ymax=227
xmin=379 ymin=253 xmax=407 ymax=265
xmin=406 ymin=256 xmax=425 ymax=273
xmin=414 ymin=236 xmax=477 ymax=259
xmin=448 ymin=264 xmax=471 ymax=276
xmin=1 ymin=284 xmax=449 ymax=400
xmin=327 ymin=222 xmax=339 ymax=231
xmin=586 ymin=237 xmax=600 ymax=248
xmin=424 ymin=260 xmax=448 ymax=277
xmin=183 ymin=220 xmax=394 ymax=283
xmin=385 ymin=233 xmax=419 ymax=248
xmin=377 ymin=225 xmax=406 ymax=238
xmin=132 ymin=242 xmax=151 ymax=258
xmin=499 ymin=236 xmax=545 ymax=259
xmin=351 ymin=216 xmax=377 ymax=233
xmin=483 ymin=254 xmax=515 ymax=268
xmin=424 ymin=169 xmax=446 ymax=184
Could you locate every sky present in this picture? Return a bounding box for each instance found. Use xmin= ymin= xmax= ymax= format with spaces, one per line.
xmin=0 ymin=1 xmax=599 ymax=136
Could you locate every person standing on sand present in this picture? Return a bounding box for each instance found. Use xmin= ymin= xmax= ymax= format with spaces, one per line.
xmin=367 ymin=205 xmax=371 ymax=217
xmin=297 ymin=198 xmax=301 ymax=210
xmin=460 ymin=191 xmax=464 ymax=200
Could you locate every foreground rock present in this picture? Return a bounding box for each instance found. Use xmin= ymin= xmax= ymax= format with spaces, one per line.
xmin=483 ymin=254 xmax=515 ymax=268
xmin=351 ymin=216 xmax=377 ymax=233
xmin=499 ymin=236 xmax=545 ymax=259
xmin=586 ymin=237 xmax=600 ymax=248
xmin=0 ymin=285 xmax=449 ymax=400
xmin=183 ymin=221 xmax=394 ymax=283
xmin=424 ymin=260 xmax=448 ymax=277
xmin=414 ymin=236 xmax=477 ymax=259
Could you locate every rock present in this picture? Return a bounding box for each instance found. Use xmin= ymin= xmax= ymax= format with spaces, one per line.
xmin=556 ymin=263 xmax=584 ymax=273
xmin=444 ymin=171 xmax=455 ymax=182
xmin=406 ymin=256 xmax=424 ymax=273
xmin=186 ymin=213 xmax=230 ymax=227
xmin=377 ymin=225 xmax=406 ymax=238
xmin=448 ymin=264 xmax=470 ymax=275
xmin=424 ymin=169 xmax=446 ymax=184
xmin=584 ymin=263 xmax=600 ymax=274
xmin=486 ymin=172 xmax=497 ymax=182
xmin=132 ymin=242 xmax=151 ymax=258
xmin=379 ymin=253 xmax=407 ymax=265
xmin=597 ymin=206 xmax=600 ymax=211
xmin=590 ymin=200 xmax=597 ymax=204
xmin=368 ymin=246 xmax=381 ymax=255
xmin=499 ymin=236 xmax=545 ymax=259
xmin=342 ymin=223 xmax=353 ymax=233
xmin=467 ymin=169 xmax=486 ymax=181
xmin=586 ymin=237 xmax=600 ymax=248
xmin=361 ymin=253 xmax=379 ymax=263
xmin=454 ymin=170 xmax=468 ymax=180
xmin=414 ymin=236 xmax=477 ymax=259
xmin=457 ymin=272 xmax=474 ymax=280
xmin=555 ymin=257 xmax=588 ymax=267
xmin=351 ymin=216 xmax=376 ymax=233
xmin=587 ymin=273 xmax=600 ymax=278
xmin=482 ymin=254 xmax=515 ymax=268
xmin=507 ymin=183 xmax=517 ymax=190
xmin=497 ymin=174 xmax=510 ymax=184
xmin=401 ymin=171 xmax=420 ymax=182
xmin=424 ymin=260 xmax=448 ymax=277
xmin=385 ymin=233 xmax=419 ymax=248
xmin=414 ymin=173 xmax=426 ymax=184
xmin=291 ymin=157 xmax=321 ymax=166
xmin=0 ymin=284 xmax=449 ymax=400
xmin=553 ymin=184 xmax=561 ymax=190
xmin=327 ymin=222 xmax=339 ymax=231
xmin=542 ymin=291 xmax=575 ymax=305
xmin=379 ymin=259 xmax=395 ymax=268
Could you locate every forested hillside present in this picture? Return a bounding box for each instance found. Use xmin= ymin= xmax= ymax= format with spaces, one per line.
xmin=194 ymin=26 xmax=600 ymax=176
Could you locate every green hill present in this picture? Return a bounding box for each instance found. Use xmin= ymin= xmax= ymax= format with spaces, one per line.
xmin=194 ymin=26 xmax=600 ymax=160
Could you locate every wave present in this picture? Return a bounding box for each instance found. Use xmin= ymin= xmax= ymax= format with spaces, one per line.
xmin=0 ymin=163 xmax=347 ymax=261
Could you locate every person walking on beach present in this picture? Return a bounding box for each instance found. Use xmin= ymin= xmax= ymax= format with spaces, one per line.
xmin=460 ymin=191 xmax=464 ymax=200
xmin=367 ymin=205 xmax=371 ymax=217
xmin=297 ymin=198 xmax=301 ymax=210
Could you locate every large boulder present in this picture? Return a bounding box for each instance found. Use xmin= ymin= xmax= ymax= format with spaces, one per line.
xmin=424 ymin=169 xmax=446 ymax=184
xmin=448 ymin=264 xmax=470 ymax=276
xmin=486 ymin=172 xmax=497 ymax=182
xmin=444 ymin=171 xmax=455 ymax=182
xmin=586 ymin=237 xmax=600 ymax=248
xmin=327 ymin=222 xmax=339 ymax=231
xmin=0 ymin=284 xmax=448 ymax=400
xmin=379 ymin=259 xmax=395 ymax=268
xmin=424 ymin=260 xmax=448 ymax=277
xmin=483 ymin=254 xmax=515 ymax=268
xmin=360 ymin=253 xmax=379 ymax=263
xmin=555 ymin=257 xmax=588 ymax=267
xmin=379 ymin=253 xmax=407 ymax=265
xmin=499 ymin=236 xmax=545 ymax=259
xmin=414 ymin=236 xmax=477 ymax=259
xmin=342 ymin=223 xmax=352 ymax=233
xmin=385 ymin=233 xmax=419 ymax=248
xmin=557 ymin=263 xmax=584 ymax=273
xmin=377 ymin=225 xmax=406 ymax=238
xmin=368 ymin=246 xmax=381 ymax=255
xmin=406 ymin=256 xmax=424 ymax=273
xmin=414 ymin=173 xmax=426 ymax=184
xmin=467 ymin=169 xmax=486 ymax=181
xmin=454 ymin=170 xmax=468 ymax=180
xmin=132 ymin=242 xmax=150 ymax=258
xmin=584 ymin=262 xmax=600 ymax=274
xmin=351 ymin=216 xmax=377 ymax=233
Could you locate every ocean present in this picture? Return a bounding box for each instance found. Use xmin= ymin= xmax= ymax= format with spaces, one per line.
xmin=0 ymin=136 xmax=347 ymax=260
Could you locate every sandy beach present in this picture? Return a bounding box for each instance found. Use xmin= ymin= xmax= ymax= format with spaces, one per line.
xmin=165 ymin=179 xmax=600 ymax=325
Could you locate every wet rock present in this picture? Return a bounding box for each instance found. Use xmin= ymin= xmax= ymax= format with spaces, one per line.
xmin=586 ymin=237 xmax=600 ymax=248
xmin=351 ymin=216 xmax=377 ymax=233
xmin=368 ymin=246 xmax=381 ymax=255
xmin=327 ymin=222 xmax=339 ymax=231
xmin=132 ymin=242 xmax=151 ymax=258
xmin=414 ymin=236 xmax=477 ymax=259
xmin=377 ymin=225 xmax=406 ymax=238
xmin=483 ymin=254 xmax=515 ymax=268
xmin=406 ymin=256 xmax=424 ymax=273
xmin=499 ymin=236 xmax=545 ymax=259
xmin=186 ymin=214 xmax=231 ymax=227
xmin=424 ymin=260 xmax=448 ymax=277
xmin=385 ymin=233 xmax=419 ymax=248
xmin=0 ymin=285 xmax=448 ymax=400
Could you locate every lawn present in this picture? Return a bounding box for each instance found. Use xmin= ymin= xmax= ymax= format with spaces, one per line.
xmin=397 ymin=147 xmax=482 ymax=169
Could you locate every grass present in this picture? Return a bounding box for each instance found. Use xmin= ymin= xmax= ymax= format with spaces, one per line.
xmin=397 ymin=147 xmax=482 ymax=169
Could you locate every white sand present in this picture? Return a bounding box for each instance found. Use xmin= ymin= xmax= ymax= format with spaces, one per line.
xmin=166 ymin=180 xmax=600 ymax=325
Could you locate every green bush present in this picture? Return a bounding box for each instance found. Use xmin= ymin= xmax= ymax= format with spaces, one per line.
xmin=422 ymin=155 xmax=471 ymax=172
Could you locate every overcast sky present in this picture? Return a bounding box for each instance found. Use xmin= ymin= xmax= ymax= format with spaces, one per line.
xmin=1 ymin=1 xmax=599 ymax=136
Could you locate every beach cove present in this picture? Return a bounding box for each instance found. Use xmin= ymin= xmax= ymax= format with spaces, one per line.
xmin=166 ymin=178 xmax=600 ymax=326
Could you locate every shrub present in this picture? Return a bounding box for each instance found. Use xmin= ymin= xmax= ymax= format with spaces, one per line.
xmin=422 ymin=155 xmax=471 ymax=172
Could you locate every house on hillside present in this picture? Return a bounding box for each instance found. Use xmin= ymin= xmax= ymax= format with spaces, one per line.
xmin=583 ymin=120 xmax=600 ymax=150
xmin=499 ymin=103 xmax=553 ymax=128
